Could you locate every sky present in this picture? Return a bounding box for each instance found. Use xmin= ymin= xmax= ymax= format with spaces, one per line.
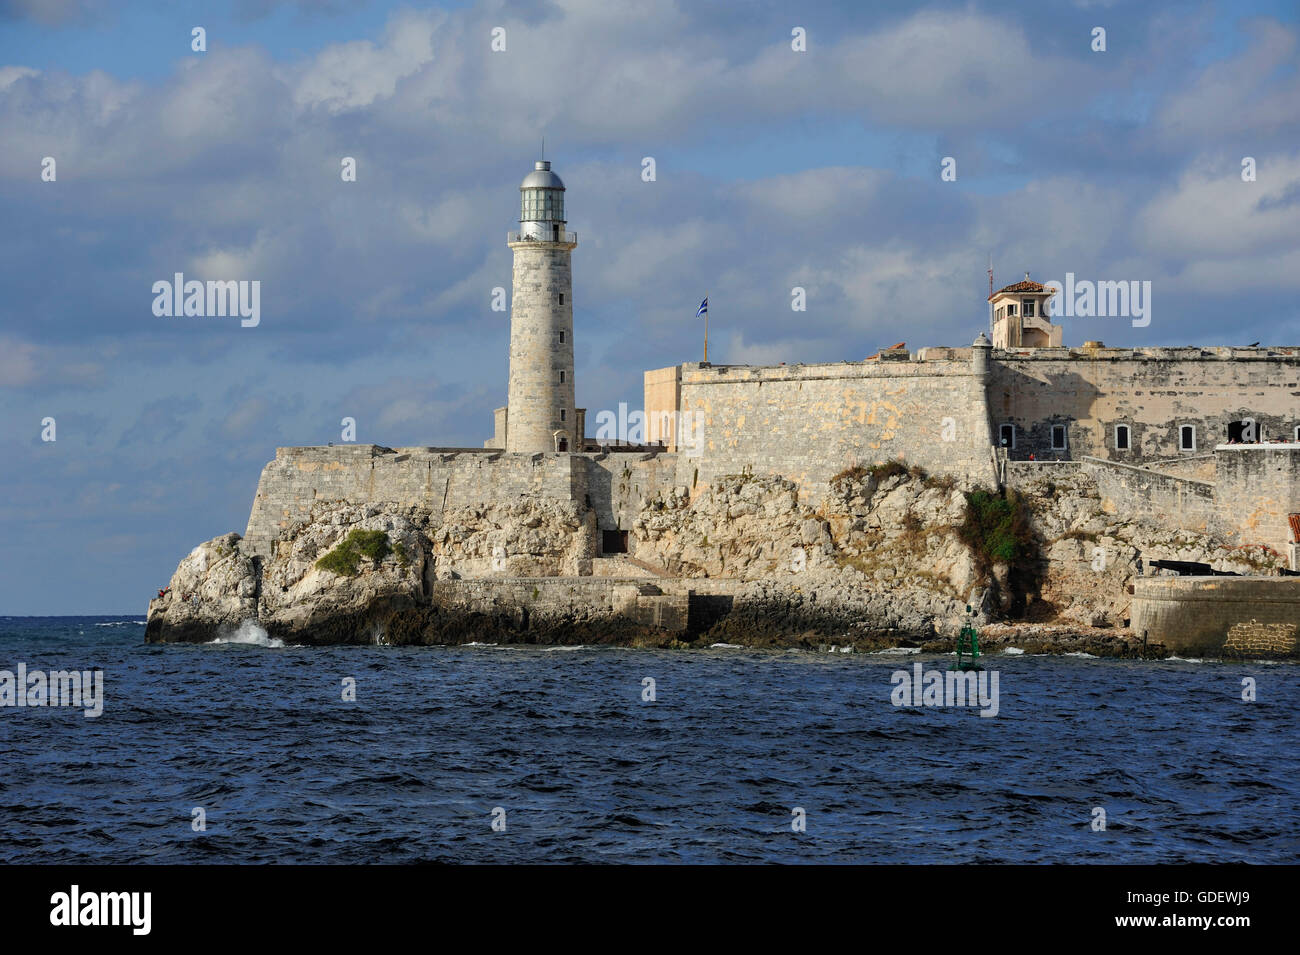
xmin=1 ymin=0 xmax=1298 ymax=614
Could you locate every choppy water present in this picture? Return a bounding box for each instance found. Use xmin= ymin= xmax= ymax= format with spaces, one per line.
xmin=1 ymin=616 xmax=1296 ymax=863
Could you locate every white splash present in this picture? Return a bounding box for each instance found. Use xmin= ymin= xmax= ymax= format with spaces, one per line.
xmin=709 ymin=643 xmax=743 ymax=649
xmin=1002 ymin=647 xmax=1025 ymax=655
xmin=869 ymin=646 xmax=922 ymax=655
xmin=1064 ymin=651 xmax=1097 ymax=659
xmin=209 ymin=620 xmax=284 ymax=647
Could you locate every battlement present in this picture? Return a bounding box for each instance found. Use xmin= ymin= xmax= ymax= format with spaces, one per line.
xmin=993 ymin=344 xmax=1300 ymax=362
xmin=678 ymin=354 xmax=978 ymax=385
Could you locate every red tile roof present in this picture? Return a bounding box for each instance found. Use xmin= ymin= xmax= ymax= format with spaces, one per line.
xmin=989 ymin=279 xmax=1050 ymax=300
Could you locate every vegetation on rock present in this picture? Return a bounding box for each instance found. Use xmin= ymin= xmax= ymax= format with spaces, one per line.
xmin=316 ymin=529 xmax=392 ymax=576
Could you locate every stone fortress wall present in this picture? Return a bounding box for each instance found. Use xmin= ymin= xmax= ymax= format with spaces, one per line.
xmin=245 ymin=343 xmax=1300 ymax=563
xmin=665 ymin=354 xmax=999 ymax=504
xmin=987 ymin=344 xmax=1300 ymax=462
xmin=242 ymin=443 xmax=679 ymax=562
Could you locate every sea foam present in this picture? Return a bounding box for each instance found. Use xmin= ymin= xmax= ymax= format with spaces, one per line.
xmin=209 ymin=620 xmax=284 ymax=648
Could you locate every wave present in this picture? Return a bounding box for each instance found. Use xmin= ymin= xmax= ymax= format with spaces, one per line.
xmin=869 ymin=646 xmax=922 ymax=655
xmin=1002 ymin=647 xmax=1025 ymax=655
xmin=208 ymin=620 xmax=285 ymax=648
xmin=1064 ymin=651 xmax=1097 ymax=659
xmin=709 ymin=643 xmax=743 ymax=649
xmin=95 ymin=621 xmax=145 ymax=627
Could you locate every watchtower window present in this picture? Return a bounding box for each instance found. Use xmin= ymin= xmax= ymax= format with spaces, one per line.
xmin=999 ymin=424 xmax=1015 ymax=449
xmin=558 ymin=370 xmax=565 ymax=383
xmin=560 ymin=409 xmax=566 ymax=421
xmin=1180 ymin=425 xmax=1196 ymax=451
xmin=1022 ymin=299 xmax=1036 ymax=318
xmin=559 ymin=294 xmax=564 ymax=305
xmin=1227 ymin=418 xmax=1256 ymax=443
xmin=558 ymin=330 xmax=565 ymax=343
xmin=1115 ymin=424 xmax=1131 ymax=450
xmin=1007 ymin=304 xmax=1018 ymax=316
xmin=1051 ymin=424 xmax=1067 ymax=450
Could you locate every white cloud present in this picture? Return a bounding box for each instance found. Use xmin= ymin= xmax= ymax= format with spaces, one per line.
xmin=291 ymin=9 xmax=439 ymax=113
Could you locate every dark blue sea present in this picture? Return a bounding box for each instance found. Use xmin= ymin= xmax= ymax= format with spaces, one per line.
xmin=1 ymin=615 xmax=1296 ymax=864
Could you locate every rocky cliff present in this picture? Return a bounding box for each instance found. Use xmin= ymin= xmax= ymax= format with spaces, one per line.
xmin=146 ymin=460 xmax=1288 ymax=652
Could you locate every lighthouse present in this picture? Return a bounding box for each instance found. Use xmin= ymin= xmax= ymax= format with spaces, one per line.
xmin=503 ymin=160 xmax=578 ymax=453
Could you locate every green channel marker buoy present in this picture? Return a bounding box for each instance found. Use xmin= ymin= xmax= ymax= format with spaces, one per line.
xmin=951 ymin=604 xmax=983 ymax=672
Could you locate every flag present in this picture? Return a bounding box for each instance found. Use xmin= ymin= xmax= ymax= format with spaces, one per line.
xmin=696 ymin=297 xmax=708 ymax=317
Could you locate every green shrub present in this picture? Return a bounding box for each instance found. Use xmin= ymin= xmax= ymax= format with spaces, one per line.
xmin=316 ymin=529 xmax=392 ymax=576
xmin=959 ymin=488 xmax=1033 ymax=571
xmin=832 ymin=459 xmax=918 ymax=487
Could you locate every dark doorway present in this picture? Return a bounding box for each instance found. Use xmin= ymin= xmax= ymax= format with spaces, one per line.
xmin=557 ymin=438 xmax=568 ymax=451
xmin=1227 ymin=418 xmax=1255 ymax=443
xmin=602 ymin=529 xmax=628 ymax=554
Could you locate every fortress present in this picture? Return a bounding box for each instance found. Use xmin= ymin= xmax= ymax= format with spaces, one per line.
xmin=246 ymin=159 xmax=1300 ymax=561
xmin=152 ymin=160 xmax=1300 ymax=656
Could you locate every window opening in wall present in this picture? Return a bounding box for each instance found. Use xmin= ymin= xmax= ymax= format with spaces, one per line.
xmin=559 ymin=330 xmax=565 ymax=343
xmin=1051 ymin=425 xmax=1067 ymax=450
xmin=999 ymin=424 xmax=1015 ymax=449
xmin=601 ymin=529 xmax=628 ymax=554
xmin=559 ymin=370 xmax=565 ymax=383
xmin=1180 ymin=425 xmax=1196 ymax=451
xmin=1115 ymin=424 xmax=1131 ymax=450
xmin=1227 ymin=418 xmax=1256 ymax=443
xmin=560 ymin=409 xmax=566 ymax=421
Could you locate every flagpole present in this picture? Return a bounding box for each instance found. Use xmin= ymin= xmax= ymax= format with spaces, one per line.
xmin=704 ymin=291 xmax=709 ymax=364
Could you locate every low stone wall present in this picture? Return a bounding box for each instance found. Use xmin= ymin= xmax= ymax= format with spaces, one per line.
xmin=432 ymin=577 xmax=689 ymax=633
xmin=1130 ymin=576 xmax=1300 ymax=657
xmin=1080 ymin=457 xmax=1218 ymax=535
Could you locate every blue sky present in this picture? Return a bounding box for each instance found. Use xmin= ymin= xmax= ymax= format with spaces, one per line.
xmin=2 ymin=0 xmax=1298 ymax=614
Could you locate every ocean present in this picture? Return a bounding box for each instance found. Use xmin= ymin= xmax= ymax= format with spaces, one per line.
xmin=1 ymin=615 xmax=1296 ymax=864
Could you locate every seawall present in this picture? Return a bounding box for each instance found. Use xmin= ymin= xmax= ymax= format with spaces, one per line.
xmin=1130 ymin=576 xmax=1300 ymax=657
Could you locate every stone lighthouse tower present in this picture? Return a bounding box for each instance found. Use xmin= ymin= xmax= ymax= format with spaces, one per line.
xmin=504 ymin=160 xmax=577 ymax=453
